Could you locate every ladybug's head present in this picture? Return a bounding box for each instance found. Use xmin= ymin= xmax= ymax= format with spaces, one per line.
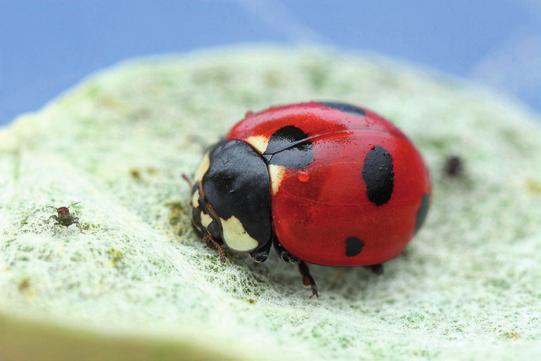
xmin=190 ymin=140 xmax=273 ymax=256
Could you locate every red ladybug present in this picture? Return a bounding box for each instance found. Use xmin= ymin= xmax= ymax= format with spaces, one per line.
xmin=189 ymin=101 xmax=431 ymax=297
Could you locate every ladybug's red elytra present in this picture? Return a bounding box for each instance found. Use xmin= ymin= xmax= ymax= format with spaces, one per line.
xmin=189 ymin=101 xmax=431 ymax=297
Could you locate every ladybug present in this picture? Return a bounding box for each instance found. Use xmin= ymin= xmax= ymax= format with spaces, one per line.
xmin=189 ymin=101 xmax=431 ymax=297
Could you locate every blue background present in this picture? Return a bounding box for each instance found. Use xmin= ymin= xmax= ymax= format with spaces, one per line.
xmin=1 ymin=0 xmax=540 ymax=125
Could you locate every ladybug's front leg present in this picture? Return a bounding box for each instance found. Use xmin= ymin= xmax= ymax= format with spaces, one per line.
xmin=203 ymin=233 xmax=226 ymax=263
xmin=250 ymin=240 xmax=272 ymax=263
xmin=298 ymin=261 xmax=319 ymax=298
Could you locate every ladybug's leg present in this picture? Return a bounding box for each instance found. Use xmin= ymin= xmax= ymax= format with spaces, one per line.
xmin=366 ymin=264 xmax=384 ymax=275
xmin=298 ymin=261 xmax=319 ymax=298
xmin=204 ymin=233 xmax=226 ymax=263
xmin=272 ymin=237 xmax=318 ymax=297
xmin=191 ymin=220 xmax=205 ymax=238
xmin=272 ymin=237 xmax=298 ymax=264
xmin=250 ymin=240 xmax=272 ymax=263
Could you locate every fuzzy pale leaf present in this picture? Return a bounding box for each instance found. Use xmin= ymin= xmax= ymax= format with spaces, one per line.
xmin=1 ymin=47 xmax=541 ymax=361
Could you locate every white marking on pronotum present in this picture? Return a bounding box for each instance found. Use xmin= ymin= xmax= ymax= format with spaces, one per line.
xmin=191 ymin=190 xmax=200 ymax=208
xmin=221 ymin=216 xmax=258 ymax=252
xmin=194 ymin=153 xmax=210 ymax=182
xmin=268 ymin=164 xmax=286 ymax=194
xmin=246 ymin=135 xmax=269 ymax=154
xmin=200 ymin=212 xmax=213 ymax=228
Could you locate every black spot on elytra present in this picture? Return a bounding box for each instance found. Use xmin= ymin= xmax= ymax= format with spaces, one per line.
xmin=319 ymin=101 xmax=366 ymax=116
xmin=202 ymin=140 xmax=272 ymax=249
xmin=264 ymin=125 xmax=313 ymax=168
xmin=415 ymin=193 xmax=430 ymax=233
xmin=345 ymin=237 xmax=364 ymax=257
xmin=362 ymin=146 xmax=394 ymax=206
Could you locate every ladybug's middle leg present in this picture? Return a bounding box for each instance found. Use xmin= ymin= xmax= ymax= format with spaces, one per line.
xmin=298 ymin=261 xmax=319 ymax=298
xmin=272 ymin=236 xmax=298 ymax=264
xmin=365 ymin=264 xmax=384 ymax=275
xmin=272 ymin=236 xmax=319 ymax=297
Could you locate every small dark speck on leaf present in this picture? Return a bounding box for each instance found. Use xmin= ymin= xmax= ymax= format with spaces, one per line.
xmin=501 ymin=330 xmax=521 ymax=340
xmin=107 ymin=248 xmax=124 ymax=268
xmin=129 ymin=169 xmax=142 ymax=180
xmin=18 ymin=277 xmax=30 ymax=293
xmin=166 ymin=201 xmax=189 ymax=233
xmin=166 ymin=201 xmax=186 ymax=214
xmin=130 ymin=167 xmax=159 ymax=181
xmin=129 ymin=167 xmax=159 ymax=181
xmin=444 ymin=155 xmax=464 ymax=177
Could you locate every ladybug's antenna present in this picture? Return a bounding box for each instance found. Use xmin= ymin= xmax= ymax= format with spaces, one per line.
xmin=181 ymin=173 xmax=193 ymax=190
